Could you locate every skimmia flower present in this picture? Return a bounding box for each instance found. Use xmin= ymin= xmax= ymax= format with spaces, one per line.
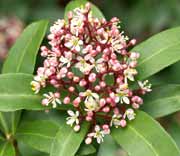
xmin=31 ymin=3 xmax=152 ymax=144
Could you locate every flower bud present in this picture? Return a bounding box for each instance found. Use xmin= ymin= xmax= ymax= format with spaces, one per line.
xmin=63 ymin=97 xmax=70 ymax=104
xmin=85 ymin=137 xmax=92 ymax=144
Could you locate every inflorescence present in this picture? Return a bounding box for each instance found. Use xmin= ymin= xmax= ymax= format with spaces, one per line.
xmin=31 ymin=3 xmax=152 ymax=144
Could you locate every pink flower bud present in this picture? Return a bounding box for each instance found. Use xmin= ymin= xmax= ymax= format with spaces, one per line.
xmin=94 ymin=85 xmax=101 ymax=91
xmin=129 ymin=61 xmax=137 ymax=68
xmin=73 ymin=97 xmax=81 ymax=107
xmin=111 ymin=53 xmax=117 ymax=59
xmin=130 ymin=39 xmax=137 ymax=45
xmin=68 ymin=86 xmax=75 ymax=92
xmin=88 ymin=73 xmax=96 ymax=82
xmin=130 ymin=52 xmax=140 ymax=59
xmin=87 ymin=111 xmax=94 ymax=117
xmin=74 ymin=125 xmax=80 ymax=132
xmin=54 ymin=92 xmax=60 ymax=98
xmin=79 ymin=79 xmax=87 ymax=87
xmin=67 ymin=72 xmax=74 ymax=79
xmin=113 ymin=107 xmax=120 ymax=115
xmin=86 ymin=116 xmax=92 ymax=121
xmin=73 ymin=76 xmax=80 ymax=83
xmin=102 ymin=106 xmax=110 ymax=113
xmin=99 ymin=81 xmax=106 ymax=88
xmin=99 ymin=98 xmax=106 ymax=107
xmin=120 ymin=119 xmax=127 ymax=127
xmin=50 ymin=79 xmax=58 ymax=85
xmin=42 ymin=99 xmax=49 ymax=106
xmin=106 ymin=97 xmax=112 ymax=104
xmin=85 ymin=137 xmax=92 ymax=144
xmin=96 ymin=46 xmax=101 ymax=52
xmin=132 ymin=103 xmax=140 ymax=109
xmin=63 ymin=97 xmax=70 ymax=104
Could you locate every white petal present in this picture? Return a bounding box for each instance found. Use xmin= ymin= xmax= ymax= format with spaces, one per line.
xmin=66 ymin=118 xmax=75 ymax=126
xmin=75 ymin=45 xmax=81 ymax=52
xmin=67 ymin=110 xmax=75 ymax=116
xmin=65 ymin=42 xmax=73 ymax=48
xmin=123 ymin=96 xmax=130 ymax=104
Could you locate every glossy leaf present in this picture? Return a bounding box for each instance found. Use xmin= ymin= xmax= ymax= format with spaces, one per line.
xmin=50 ymin=122 xmax=89 ymax=156
xmin=168 ymin=121 xmax=180 ymax=148
xmin=76 ymin=144 xmax=96 ymax=156
xmin=17 ymin=120 xmax=60 ymax=153
xmin=132 ymin=27 xmax=180 ymax=80
xmin=0 ymin=142 xmax=15 ymax=156
xmin=64 ymin=0 xmax=104 ymax=20
xmin=111 ymin=111 xmax=180 ymax=156
xmin=142 ymin=84 xmax=180 ymax=118
xmin=2 ymin=20 xmax=49 ymax=74
xmin=18 ymin=141 xmax=49 ymax=156
xmin=1 ymin=20 xmax=48 ymax=136
xmin=0 ymin=73 xmax=70 ymax=111
xmin=98 ymin=135 xmax=120 ymax=156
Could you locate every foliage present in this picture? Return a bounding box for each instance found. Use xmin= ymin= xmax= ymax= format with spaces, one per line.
xmin=0 ymin=0 xmax=180 ymax=156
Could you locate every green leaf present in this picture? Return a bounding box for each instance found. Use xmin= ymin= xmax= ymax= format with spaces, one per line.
xmin=111 ymin=111 xmax=180 ymax=156
xmin=76 ymin=144 xmax=96 ymax=156
xmin=1 ymin=20 xmax=48 ymax=136
xmin=104 ymin=74 xmax=114 ymax=86
xmin=64 ymin=0 xmax=104 ymax=20
xmin=0 ymin=111 xmax=21 ymax=135
xmin=142 ymin=84 xmax=180 ymax=118
xmin=18 ymin=141 xmax=49 ymax=156
xmin=50 ymin=122 xmax=89 ymax=156
xmin=17 ymin=120 xmax=60 ymax=153
xmin=0 ymin=73 xmax=70 ymax=111
xmin=132 ymin=27 xmax=180 ymax=80
xmin=98 ymin=135 xmax=120 ymax=156
xmin=2 ymin=20 xmax=49 ymax=73
xmin=168 ymin=121 xmax=180 ymax=148
xmin=0 ymin=142 xmax=15 ymax=156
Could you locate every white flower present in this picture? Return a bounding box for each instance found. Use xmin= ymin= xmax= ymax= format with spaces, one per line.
xmin=125 ymin=109 xmax=136 ymax=120
xmin=90 ymin=58 xmax=106 ymax=73
xmin=110 ymin=33 xmax=128 ymax=53
xmin=43 ymin=92 xmax=61 ymax=108
xmin=110 ymin=114 xmax=122 ymax=128
xmin=124 ymin=68 xmax=137 ymax=82
xmin=84 ymin=96 xmax=99 ymax=112
xmin=31 ymin=75 xmax=46 ymax=93
xmin=138 ymin=80 xmax=152 ymax=92
xmin=70 ymin=16 xmax=84 ymax=36
xmin=92 ymin=125 xmax=105 ymax=144
xmin=31 ymin=81 xmax=41 ymax=94
xmin=115 ymin=86 xmax=130 ymax=104
xmin=80 ymin=90 xmax=100 ymax=111
xmin=65 ymin=36 xmax=83 ymax=52
xmin=66 ymin=110 xmax=79 ymax=127
xmin=75 ymin=56 xmax=93 ymax=74
xmin=50 ymin=19 xmax=65 ymax=34
xmin=59 ymin=52 xmax=72 ymax=67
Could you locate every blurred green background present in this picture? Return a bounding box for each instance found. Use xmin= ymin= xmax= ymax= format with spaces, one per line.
xmin=1 ymin=0 xmax=180 ymax=40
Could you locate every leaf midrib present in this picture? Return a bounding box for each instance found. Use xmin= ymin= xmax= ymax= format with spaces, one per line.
xmin=138 ymin=41 xmax=180 ymax=67
xmin=16 ymin=23 xmax=39 ymax=72
xmin=0 ymin=94 xmax=41 ymax=98
xmin=128 ymin=125 xmax=159 ymax=156
xmin=53 ymin=129 xmax=75 ymax=156
xmin=17 ymin=132 xmax=54 ymax=140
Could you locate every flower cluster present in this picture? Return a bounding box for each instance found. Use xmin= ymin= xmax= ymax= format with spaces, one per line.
xmin=0 ymin=16 xmax=23 ymax=60
xmin=31 ymin=3 xmax=152 ymax=144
